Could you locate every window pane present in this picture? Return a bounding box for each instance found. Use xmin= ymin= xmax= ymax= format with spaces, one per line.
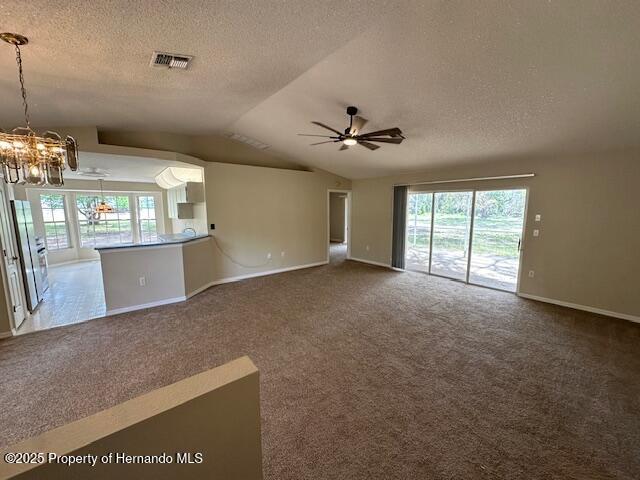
xmin=430 ymin=191 xmax=473 ymax=280
xmin=42 ymin=209 xmax=54 ymax=222
xmin=55 ymin=223 xmax=69 ymax=249
xmin=138 ymin=196 xmax=158 ymax=242
xmin=76 ymin=193 xmax=133 ymax=247
xmin=405 ymin=193 xmax=433 ymax=272
xmin=469 ymin=189 xmax=526 ymax=291
xmin=40 ymin=194 xmax=69 ymax=251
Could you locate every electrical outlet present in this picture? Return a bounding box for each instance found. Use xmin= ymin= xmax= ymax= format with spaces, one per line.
xmin=139 ymin=276 xmax=146 ymax=286
xmin=528 ymin=270 xmax=535 ymax=278
xmin=533 ymin=229 xmax=539 ymax=237
xmin=535 ymin=214 xmax=541 ymax=222
xmin=267 ymin=252 xmax=272 ymax=260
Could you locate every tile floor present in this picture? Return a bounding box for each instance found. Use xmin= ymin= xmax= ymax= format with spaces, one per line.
xmin=16 ymin=260 xmax=106 ymax=335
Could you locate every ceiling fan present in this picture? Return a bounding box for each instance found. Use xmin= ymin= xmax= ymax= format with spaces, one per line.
xmin=298 ymin=106 xmax=405 ymax=151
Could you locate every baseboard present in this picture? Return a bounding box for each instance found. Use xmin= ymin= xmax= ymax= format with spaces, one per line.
xmin=106 ymin=296 xmax=187 ymax=316
xmin=0 ymin=331 xmax=12 ymax=339
xmin=49 ymin=258 xmax=99 ymax=267
xmin=185 ymin=261 xmax=329 ymax=299
xmin=518 ymin=293 xmax=640 ymax=323
xmin=106 ymin=262 xmax=330 ymax=315
xmin=349 ymin=257 xmax=392 ymax=269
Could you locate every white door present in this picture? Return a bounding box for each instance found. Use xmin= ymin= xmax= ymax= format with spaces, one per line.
xmin=0 ymin=188 xmax=26 ymax=329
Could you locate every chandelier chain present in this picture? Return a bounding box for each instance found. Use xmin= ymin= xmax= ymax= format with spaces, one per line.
xmin=14 ymin=44 xmax=31 ymax=129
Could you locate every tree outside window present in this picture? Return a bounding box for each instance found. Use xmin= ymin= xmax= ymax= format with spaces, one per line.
xmin=76 ymin=194 xmax=132 ymax=247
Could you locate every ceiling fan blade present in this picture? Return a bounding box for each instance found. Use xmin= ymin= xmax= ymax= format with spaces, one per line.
xmin=311 ymin=121 xmax=343 ymax=135
xmin=310 ymin=140 xmax=339 ymax=146
xmin=339 ymin=144 xmax=349 ymax=151
xmin=297 ymin=134 xmax=337 ymax=138
xmin=357 ymin=140 xmax=380 ymax=151
xmin=358 ymin=137 xmax=404 ymax=144
xmin=350 ymin=116 xmax=368 ymax=134
xmin=359 ymin=127 xmax=404 ymax=138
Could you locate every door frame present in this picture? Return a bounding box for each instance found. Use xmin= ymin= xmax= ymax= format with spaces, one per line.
xmin=0 ymin=179 xmax=27 ymax=334
xmin=404 ymin=186 xmax=529 ymax=294
xmin=327 ymin=189 xmax=352 ymax=262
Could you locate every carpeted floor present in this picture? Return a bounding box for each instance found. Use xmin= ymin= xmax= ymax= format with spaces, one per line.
xmin=1 ymin=246 xmax=639 ymax=479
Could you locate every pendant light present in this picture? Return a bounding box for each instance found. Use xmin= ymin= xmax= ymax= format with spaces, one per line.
xmin=94 ymin=179 xmax=114 ymax=216
xmin=0 ymin=33 xmax=79 ymax=186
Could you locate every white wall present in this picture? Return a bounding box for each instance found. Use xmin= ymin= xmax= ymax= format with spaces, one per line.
xmin=170 ymin=203 xmax=208 ymax=236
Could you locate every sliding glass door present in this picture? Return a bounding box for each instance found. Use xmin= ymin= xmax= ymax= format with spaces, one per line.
xmin=430 ymin=191 xmax=473 ymax=280
xmin=405 ymin=193 xmax=433 ymax=272
xmin=404 ymin=188 xmax=527 ymax=292
xmin=469 ymin=189 xmax=526 ymax=291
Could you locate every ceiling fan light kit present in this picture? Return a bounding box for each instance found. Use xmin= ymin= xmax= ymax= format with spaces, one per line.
xmin=299 ymin=106 xmax=405 ymax=151
xmin=0 ymin=33 xmax=79 ymax=187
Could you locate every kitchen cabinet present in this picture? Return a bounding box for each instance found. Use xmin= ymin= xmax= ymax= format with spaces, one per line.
xmin=167 ymin=182 xmax=204 ymax=219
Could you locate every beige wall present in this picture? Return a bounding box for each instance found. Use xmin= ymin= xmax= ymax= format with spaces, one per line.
xmin=350 ymin=149 xmax=640 ymax=318
xmin=100 ymin=237 xmax=220 ymax=313
xmin=1 ymin=356 xmax=263 ymax=480
xmin=204 ymin=162 xmax=350 ymax=280
xmin=100 ymin=244 xmax=186 ymax=313
xmin=99 ymin=130 xmax=306 ymax=171
xmin=182 ymin=238 xmax=217 ymax=297
xmin=329 ymin=193 xmax=346 ymax=243
xmin=98 ymin=158 xmax=351 ymax=313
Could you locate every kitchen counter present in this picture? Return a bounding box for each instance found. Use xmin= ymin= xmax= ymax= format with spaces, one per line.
xmin=97 ymin=235 xmax=216 ymax=315
xmin=95 ymin=234 xmax=210 ymax=251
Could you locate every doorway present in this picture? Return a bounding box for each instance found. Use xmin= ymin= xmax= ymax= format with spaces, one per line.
xmin=405 ymin=188 xmax=527 ymax=292
xmin=328 ymin=190 xmax=351 ymax=263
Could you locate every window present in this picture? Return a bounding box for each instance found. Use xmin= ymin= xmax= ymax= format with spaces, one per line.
xmin=404 ymin=188 xmax=527 ymax=292
xmin=137 ymin=195 xmax=158 ymax=242
xmin=76 ymin=194 xmax=132 ymax=247
xmin=40 ymin=194 xmax=70 ymax=250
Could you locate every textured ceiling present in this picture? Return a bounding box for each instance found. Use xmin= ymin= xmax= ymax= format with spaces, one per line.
xmin=1 ymin=1 xmax=640 ymax=179
xmin=0 ymin=0 xmax=379 ymax=133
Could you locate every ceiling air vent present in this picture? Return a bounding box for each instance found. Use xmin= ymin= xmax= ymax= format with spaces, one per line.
xmin=150 ymin=51 xmax=193 ymax=70
xmin=227 ymin=133 xmax=270 ymax=150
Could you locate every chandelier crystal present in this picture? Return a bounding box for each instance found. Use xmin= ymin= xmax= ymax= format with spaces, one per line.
xmin=0 ymin=33 xmax=78 ymax=186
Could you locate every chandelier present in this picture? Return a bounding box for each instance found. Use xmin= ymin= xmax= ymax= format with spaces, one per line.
xmin=0 ymin=33 xmax=78 ymax=186
xmin=94 ymin=179 xmax=114 ymax=216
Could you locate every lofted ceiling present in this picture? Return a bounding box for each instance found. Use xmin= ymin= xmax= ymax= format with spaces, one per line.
xmin=1 ymin=1 xmax=639 ymax=179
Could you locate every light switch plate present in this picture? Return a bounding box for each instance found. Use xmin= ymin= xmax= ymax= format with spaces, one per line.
xmin=533 ymin=229 xmax=539 ymax=237
xmin=535 ymin=214 xmax=541 ymax=222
